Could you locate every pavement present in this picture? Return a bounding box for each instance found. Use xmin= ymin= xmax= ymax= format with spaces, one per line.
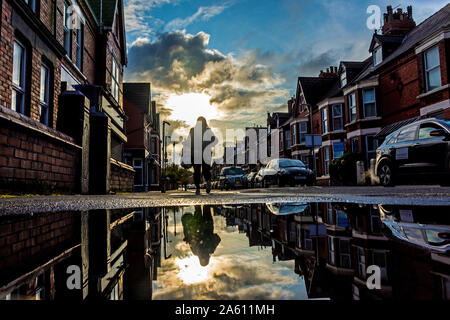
xmin=1 ymin=185 xmax=449 ymax=216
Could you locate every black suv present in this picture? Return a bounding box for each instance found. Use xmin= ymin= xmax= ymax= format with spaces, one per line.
xmin=375 ymin=118 xmax=450 ymax=186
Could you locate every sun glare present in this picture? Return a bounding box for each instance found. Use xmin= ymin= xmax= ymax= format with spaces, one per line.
xmin=166 ymin=93 xmax=219 ymax=127
xmin=175 ymin=255 xmax=213 ymax=285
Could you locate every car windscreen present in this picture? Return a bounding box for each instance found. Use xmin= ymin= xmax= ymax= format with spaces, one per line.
xmin=279 ymin=159 xmax=306 ymax=168
xmin=223 ymin=168 xmax=243 ymax=176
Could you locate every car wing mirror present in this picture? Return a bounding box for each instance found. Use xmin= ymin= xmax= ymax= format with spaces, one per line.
xmin=430 ymin=129 xmax=449 ymax=138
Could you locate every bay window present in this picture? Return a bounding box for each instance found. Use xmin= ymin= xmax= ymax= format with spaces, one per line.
xmin=332 ymin=104 xmax=343 ymax=131
xmin=299 ymin=122 xmax=307 ymax=144
xmin=76 ymin=25 xmax=84 ymax=70
xmin=292 ymin=124 xmax=297 ymax=145
xmin=323 ymin=146 xmax=330 ymax=176
xmin=348 ymin=93 xmax=356 ymax=122
xmin=424 ymin=45 xmax=441 ymax=92
xmin=63 ymin=2 xmax=71 ymax=57
xmin=340 ymin=71 xmax=347 ymax=88
xmin=12 ymin=40 xmax=26 ymax=115
xmin=111 ymin=57 xmax=120 ymax=102
xmin=321 ymin=108 xmax=328 ymax=134
xmin=373 ymin=46 xmax=382 ymax=66
xmin=363 ymin=88 xmax=377 ymax=118
xmin=40 ymin=64 xmax=50 ymax=125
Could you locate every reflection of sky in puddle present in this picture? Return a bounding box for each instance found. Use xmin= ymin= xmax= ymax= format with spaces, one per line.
xmin=152 ymin=207 xmax=308 ymax=300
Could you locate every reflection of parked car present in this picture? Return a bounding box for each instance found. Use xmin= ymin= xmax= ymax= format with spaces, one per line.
xmin=219 ymin=167 xmax=245 ymax=190
xmin=375 ymin=119 xmax=450 ymax=186
xmin=256 ymin=159 xmax=315 ymax=187
xmin=247 ymin=171 xmax=258 ymax=188
xmin=266 ymin=202 xmax=309 ymax=215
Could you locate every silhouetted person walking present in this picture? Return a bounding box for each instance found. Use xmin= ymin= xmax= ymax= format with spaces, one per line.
xmin=183 ymin=117 xmax=216 ymax=195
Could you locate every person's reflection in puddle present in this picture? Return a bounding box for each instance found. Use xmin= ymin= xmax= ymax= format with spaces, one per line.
xmin=182 ymin=205 xmax=221 ymax=267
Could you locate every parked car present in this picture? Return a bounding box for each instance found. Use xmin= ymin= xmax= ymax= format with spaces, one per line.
xmin=375 ymin=118 xmax=450 ymax=186
xmin=219 ymin=167 xmax=245 ymax=190
xmin=255 ymin=159 xmax=315 ymax=187
xmin=247 ymin=171 xmax=258 ymax=188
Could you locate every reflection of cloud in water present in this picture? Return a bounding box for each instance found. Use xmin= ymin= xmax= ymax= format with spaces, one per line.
xmin=153 ymin=207 xmax=307 ymax=300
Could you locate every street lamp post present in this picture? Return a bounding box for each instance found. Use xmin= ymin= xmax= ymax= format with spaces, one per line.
xmin=161 ymin=121 xmax=171 ymax=193
xmin=301 ymin=104 xmax=316 ymax=178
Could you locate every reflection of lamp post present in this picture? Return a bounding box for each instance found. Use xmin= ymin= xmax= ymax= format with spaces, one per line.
xmin=161 ymin=121 xmax=171 ymax=193
xmin=300 ymin=104 xmax=316 ymax=178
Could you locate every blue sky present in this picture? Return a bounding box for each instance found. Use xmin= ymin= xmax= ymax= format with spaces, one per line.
xmin=124 ymin=0 xmax=448 ymax=135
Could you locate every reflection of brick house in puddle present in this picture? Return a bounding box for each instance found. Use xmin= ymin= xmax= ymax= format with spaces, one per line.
xmin=0 ymin=208 xmax=164 ymax=300
xmin=123 ymin=83 xmax=161 ymax=192
xmin=0 ymin=0 xmax=134 ymax=194
xmin=270 ymin=4 xmax=450 ymax=184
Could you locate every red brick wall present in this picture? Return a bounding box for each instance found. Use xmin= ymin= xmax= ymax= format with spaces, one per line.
xmin=0 ymin=1 xmax=14 ymax=110
xmin=0 ymin=107 xmax=81 ymax=193
xmin=110 ymin=159 xmax=135 ymax=193
xmin=0 ymin=211 xmax=79 ymax=284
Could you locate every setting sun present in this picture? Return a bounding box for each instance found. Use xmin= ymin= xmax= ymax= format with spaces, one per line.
xmin=166 ymin=93 xmax=220 ymax=127
xmin=175 ymin=255 xmax=214 ymax=285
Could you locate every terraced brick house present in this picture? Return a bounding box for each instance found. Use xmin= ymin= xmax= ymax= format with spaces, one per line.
xmin=0 ymin=0 xmax=133 ymax=194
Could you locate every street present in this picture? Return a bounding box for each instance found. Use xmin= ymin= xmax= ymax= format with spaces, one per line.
xmin=1 ymin=185 xmax=449 ymax=215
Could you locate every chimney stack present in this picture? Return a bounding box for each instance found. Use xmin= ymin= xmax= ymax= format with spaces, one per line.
xmin=382 ymin=5 xmax=416 ymax=36
xmin=319 ymin=66 xmax=338 ymax=78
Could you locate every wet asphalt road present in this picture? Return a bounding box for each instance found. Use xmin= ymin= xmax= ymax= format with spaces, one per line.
xmin=1 ymin=185 xmax=449 ymax=215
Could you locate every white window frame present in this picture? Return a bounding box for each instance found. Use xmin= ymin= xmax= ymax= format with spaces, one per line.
xmin=328 ymin=236 xmax=335 ymax=265
xmin=323 ymin=146 xmax=330 ymax=176
xmin=63 ymin=1 xmax=71 ymax=57
xmin=76 ymin=24 xmax=83 ymax=70
xmin=340 ymin=71 xmax=347 ymax=88
xmin=299 ymin=122 xmax=307 ymax=144
xmin=332 ymin=104 xmax=343 ymax=131
xmin=362 ymin=88 xmax=377 ymax=118
xmin=322 ymin=108 xmax=328 ymax=134
xmin=111 ymin=56 xmax=120 ymax=103
xmin=348 ymin=92 xmax=357 ymax=123
xmin=285 ymin=129 xmax=291 ymax=149
xmin=12 ymin=39 xmax=27 ymax=115
xmin=357 ymin=247 xmax=366 ymax=279
xmin=327 ymin=203 xmax=333 ymax=224
xmin=424 ymin=45 xmax=442 ymax=92
xmin=292 ymin=124 xmax=297 ymax=145
xmin=40 ymin=63 xmax=50 ymax=125
xmin=373 ymin=45 xmax=382 ymax=66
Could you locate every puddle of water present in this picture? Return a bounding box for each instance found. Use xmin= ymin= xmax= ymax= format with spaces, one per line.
xmin=0 ymin=202 xmax=449 ymax=301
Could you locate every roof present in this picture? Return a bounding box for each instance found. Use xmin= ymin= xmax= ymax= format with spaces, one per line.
xmin=370 ymin=3 xmax=450 ymax=75
xmin=298 ymin=77 xmax=337 ymax=107
xmin=87 ymin=0 xmax=118 ymax=27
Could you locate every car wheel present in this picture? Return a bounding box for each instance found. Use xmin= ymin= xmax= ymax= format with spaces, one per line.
xmin=378 ymin=161 xmax=394 ymax=187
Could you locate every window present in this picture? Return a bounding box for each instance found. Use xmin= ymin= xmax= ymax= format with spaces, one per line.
xmin=111 ymin=57 xmax=120 ymax=102
xmin=279 ymin=130 xmax=284 ymax=150
xmin=419 ymin=123 xmax=444 ymax=140
xmin=322 ymin=108 xmax=328 ymax=134
xmin=133 ymin=159 xmax=143 ymax=186
xmin=332 ymin=104 xmax=343 ymax=131
xmin=292 ymin=124 xmax=297 ymax=145
xmin=373 ymin=46 xmax=382 ymax=66
xmin=12 ymin=40 xmax=26 ymax=115
xmin=424 ymin=46 xmax=441 ymax=92
xmin=285 ymin=129 xmax=291 ymax=149
xmin=339 ymin=239 xmax=351 ymax=268
xmin=40 ymin=64 xmax=50 ymax=125
xmin=357 ymin=247 xmax=366 ymax=278
xmin=348 ymin=93 xmax=356 ymax=122
xmin=323 ymin=146 xmax=330 ymax=176
xmin=363 ymin=88 xmax=377 ymax=118
xmin=327 ymin=203 xmax=333 ymax=224
xmin=366 ymin=135 xmax=379 ymax=162
xmin=337 ymin=210 xmax=349 ymax=228
xmin=25 ymin=0 xmax=36 ymax=12
xmin=63 ymin=2 xmax=71 ymax=57
xmin=151 ymin=138 xmax=157 ymax=154
xmin=351 ymin=137 xmax=359 ymax=153
xmin=76 ymin=25 xmax=83 ymax=70
xmin=372 ymin=251 xmax=388 ymax=282
xmin=299 ymin=122 xmax=307 ymax=144
xmin=340 ymin=71 xmax=347 ymax=88
xmin=396 ymin=125 xmax=418 ymax=143
xmin=328 ymin=237 xmax=335 ymax=265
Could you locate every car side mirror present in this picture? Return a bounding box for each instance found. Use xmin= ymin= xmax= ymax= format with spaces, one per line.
xmin=430 ymin=129 xmax=450 ymax=138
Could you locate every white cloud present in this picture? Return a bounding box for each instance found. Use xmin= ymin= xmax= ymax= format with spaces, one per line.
xmin=164 ymin=4 xmax=230 ymax=32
